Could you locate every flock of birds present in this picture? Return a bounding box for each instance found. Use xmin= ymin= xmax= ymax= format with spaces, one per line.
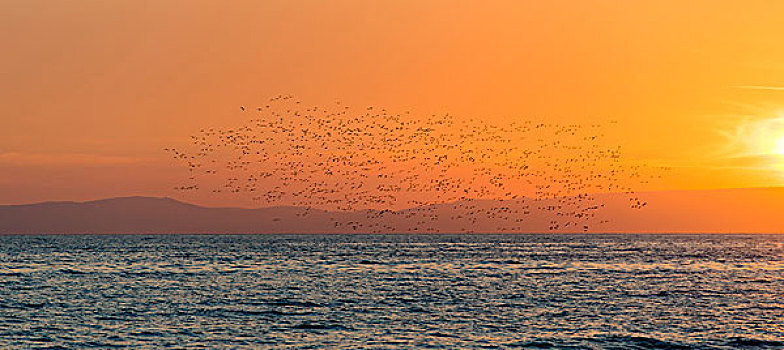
xmin=166 ymin=95 xmax=667 ymax=233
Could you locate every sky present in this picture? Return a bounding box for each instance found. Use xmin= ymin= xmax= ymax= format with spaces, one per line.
xmin=3 ymin=0 xmax=784 ymax=206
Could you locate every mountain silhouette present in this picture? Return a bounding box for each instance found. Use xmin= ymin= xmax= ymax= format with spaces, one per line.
xmin=1 ymin=188 xmax=783 ymax=234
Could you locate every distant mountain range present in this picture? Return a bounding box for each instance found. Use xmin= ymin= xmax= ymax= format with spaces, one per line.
xmin=1 ymin=188 xmax=783 ymax=234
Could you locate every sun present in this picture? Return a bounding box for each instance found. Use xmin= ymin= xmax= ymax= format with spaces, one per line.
xmin=777 ymin=135 xmax=784 ymax=156
xmin=772 ymin=133 xmax=784 ymax=173
xmin=731 ymin=116 xmax=784 ymax=155
xmin=725 ymin=116 xmax=784 ymax=173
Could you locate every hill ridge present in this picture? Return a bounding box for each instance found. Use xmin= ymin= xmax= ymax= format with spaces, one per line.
xmin=1 ymin=188 xmax=783 ymax=234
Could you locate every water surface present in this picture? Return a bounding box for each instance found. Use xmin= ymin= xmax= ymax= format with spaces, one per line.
xmin=1 ymin=234 xmax=782 ymax=349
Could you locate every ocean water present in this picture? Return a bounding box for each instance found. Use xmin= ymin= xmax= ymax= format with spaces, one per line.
xmin=0 ymin=234 xmax=782 ymax=349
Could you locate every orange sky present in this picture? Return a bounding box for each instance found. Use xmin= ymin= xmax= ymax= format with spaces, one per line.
xmin=3 ymin=1 xmax=784 ymax=206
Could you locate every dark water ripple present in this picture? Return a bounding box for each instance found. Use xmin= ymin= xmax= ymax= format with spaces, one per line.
xmin=0 ymin=234 xmax=782 ymax=349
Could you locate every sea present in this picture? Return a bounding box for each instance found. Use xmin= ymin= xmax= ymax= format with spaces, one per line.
xmin=0 ymin=234 xmax=782 ymax=349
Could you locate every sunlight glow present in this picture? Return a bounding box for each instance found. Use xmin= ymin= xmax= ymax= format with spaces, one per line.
xmin=731 ymin=116 xmax=784 ymax=154
xmin=777 ymin=135 xmax=784 ymax=156
xmin=723 ymin=115 xmax=784 ymax=173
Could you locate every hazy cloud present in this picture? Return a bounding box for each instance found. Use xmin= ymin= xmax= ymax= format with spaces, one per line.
xmin=715 ymin=154 xmax=784 ymax=169
xmin=732 ymin=85 xmax=784 ymax=91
